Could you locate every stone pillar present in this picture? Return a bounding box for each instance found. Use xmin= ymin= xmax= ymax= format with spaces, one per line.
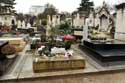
xmin=76 ymin=13 xmax=80 ymax=27
xmin=47 ymin=15 xmax=51 ymax=25
xmin=56 ymin=15 xmax=60 ymax=25
xmin=82 ymin=19 xmax=89 ymax=44
xmin=83 ymin=25 xmax=88 ymax=41
xmin=27 ymin=23 xmax=31 ymax=29
xmin=52 ymin=15 xmax=56 ymax=27
xmin=46 ymin=25 xmax=51 ymax=36
xmin=47 ymin=15 xmax=52 ymax=36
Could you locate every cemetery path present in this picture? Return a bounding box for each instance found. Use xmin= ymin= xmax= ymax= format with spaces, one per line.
xmin=1 ymin=44 xmax=125 ymax=83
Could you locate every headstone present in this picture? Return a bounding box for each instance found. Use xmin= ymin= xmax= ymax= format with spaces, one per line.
xmin=27 ymin=23 xmax=31 ymax=29
xmin=17 ymin=20 xmax=21 ymax=28
xmin=100 ymin=16 xmax=108 ymax=31
xmin=57 ymin=15 xmax=60 ymax=25
xmin=83 ymin=25 xmax=88 ymax=41
xmin=47 ymin=15 xmax=51 ymax=25
xmin=46 ymin=25 xmax=51 ymax=36
xmin=22 ymin=21 xmax=25 ymax=28
xmin=52 ymin=15 xmax=56 ymax=27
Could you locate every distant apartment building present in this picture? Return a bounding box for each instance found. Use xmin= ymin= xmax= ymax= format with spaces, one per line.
xmin=29 ymin=6 xmax=45 ymax=16
xmin=29 ymin=3 xmax=56 ymax=16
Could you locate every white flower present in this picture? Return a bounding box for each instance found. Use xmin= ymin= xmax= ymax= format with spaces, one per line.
xmin=41 ymin=46 xmax=45 ymax=49
xmin=38 ymin=48 xmax=43 ymax=51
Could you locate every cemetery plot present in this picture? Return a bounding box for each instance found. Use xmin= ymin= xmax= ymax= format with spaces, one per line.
xmin=80 ymin=40 xmax=125 ymax=63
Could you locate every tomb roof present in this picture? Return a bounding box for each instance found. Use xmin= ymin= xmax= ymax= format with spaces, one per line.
xmin=116 ymin=3 xmax=125 ymax=9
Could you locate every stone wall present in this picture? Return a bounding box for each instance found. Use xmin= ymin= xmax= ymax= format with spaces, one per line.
xmin=115 ymin=8 xmax=125 ymax=40
xmin=73 ymin=14 xmax=85 ymax=28
xmin=0 ymin=15 xmax=13 ymax=26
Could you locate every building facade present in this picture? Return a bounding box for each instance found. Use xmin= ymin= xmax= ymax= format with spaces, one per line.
xmin=0 ymin=15 xmax=16 ymax=26
xmin=29 ymin=6 xmax=45 ymax=16
xmin=0 ymin=2 xmax=16 ymax=27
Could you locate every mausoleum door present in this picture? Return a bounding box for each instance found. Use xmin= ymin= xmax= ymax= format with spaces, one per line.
xmin=100 ymin=16 xmax=108 ymax=32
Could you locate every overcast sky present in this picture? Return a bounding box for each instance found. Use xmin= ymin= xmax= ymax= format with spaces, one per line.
xmin=14 ymin=0 xmax=120 ymax=13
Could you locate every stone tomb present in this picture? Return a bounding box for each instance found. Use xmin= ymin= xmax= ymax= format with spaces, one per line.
xmin=80 ymin=40 xmax=125 ymax=63
xmin=33 ymin=55 xmax=85 ymax=72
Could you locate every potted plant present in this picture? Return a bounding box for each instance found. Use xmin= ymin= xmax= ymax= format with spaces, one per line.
xmin=40 ymin=33 xmax=46 ymax=42
xmin=56 ymin=41 xmax=65 ymax=48
xmin=31 ymin=39 xmax=40 ymax=49
xmin=65 ymin=40 xmax=73 ymax=50
xmin=1 ymin=44 xmax=16 ymax=59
